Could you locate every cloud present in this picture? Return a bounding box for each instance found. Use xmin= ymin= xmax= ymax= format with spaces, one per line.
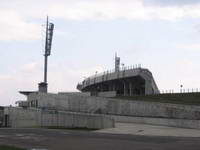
xmin=2 ymin=0 xmax=200 ymax=22
xmin=143 ymin=0 xmax=200 ymax=7
xmin=36 ymin=1 xmax=200 ymax=21
xmin=46 ymin=0 xmax=149 ymax=20
xmin=1 ymin=0 xmax=200 ymax=42
xmin=27 ymin=1 xmax=200 ymax=21
xmin=176 ymin=43 xmax=200 ymax=51
xmin=21 ymin=62 xmax=41 ymax=72
xmin=0 ymin=9 xmax=41 ymax=41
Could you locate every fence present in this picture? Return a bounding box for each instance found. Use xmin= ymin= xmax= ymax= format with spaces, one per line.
xmin=159 ymin=88 xmax=200 ymax=94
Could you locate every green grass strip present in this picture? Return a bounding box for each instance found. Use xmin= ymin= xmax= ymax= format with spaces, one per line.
xmin=0 ymin=145 xmax=26 ymax=150
xmin=115 ymin=93 xmax=200 ymax=105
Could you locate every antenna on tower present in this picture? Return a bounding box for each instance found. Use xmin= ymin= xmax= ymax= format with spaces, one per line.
xmin=38 ymin=16 xmax=54 ymax=93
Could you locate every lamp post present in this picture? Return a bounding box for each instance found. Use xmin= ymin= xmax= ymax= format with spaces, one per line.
xmin=180 ymin=85 xmax=183 ymax=93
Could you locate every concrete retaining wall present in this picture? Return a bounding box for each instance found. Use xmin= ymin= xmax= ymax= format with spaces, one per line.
xmin=4 ymin=107 xmax=115 ymax=129
xmin=58 ymin=92 xmax=91 ymax=96
xmin=4 ymin=107 xmax=40 ymax=128
xmin=28 ymin=93 xmax=200 ymax=120
xmin=98 ymin=91 xmax=117 ymax=97
xmin=111 ymin=115 xmax=200 ymax=129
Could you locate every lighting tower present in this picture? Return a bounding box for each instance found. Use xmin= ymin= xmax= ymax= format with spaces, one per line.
xmin=115 ymin=53 xmax=120 ymax=72
xmin=38 ymin=16 xmax=54 ymax=93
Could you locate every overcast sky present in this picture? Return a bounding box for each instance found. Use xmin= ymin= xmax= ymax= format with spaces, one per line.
xmin=1 ymin=0 xmax=200 ymax=106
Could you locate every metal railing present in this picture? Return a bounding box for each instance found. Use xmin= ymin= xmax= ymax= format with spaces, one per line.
xmin=159 ymin=88 xmax=200 ymax=94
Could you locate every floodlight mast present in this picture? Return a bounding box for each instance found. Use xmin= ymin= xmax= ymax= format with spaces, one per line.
xmin=38 ymin=16 xmax=54 ymax=93
xmin=44 ymin=16 xmax=54 ymax=84
xmin=44 ymin=16 xmax=48 ymax=83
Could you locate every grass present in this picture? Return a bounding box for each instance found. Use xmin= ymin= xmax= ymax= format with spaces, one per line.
xmin=0 ymin=145 xmax=26 ymax=150
xmin=115 ymin=92 xmax=200 ymax=105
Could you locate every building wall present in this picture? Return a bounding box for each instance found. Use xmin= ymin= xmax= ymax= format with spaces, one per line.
xmin=28 ymin=93 xmax=200 ymax=120
xmin=4 ymin=107 xmax=114 ymax=129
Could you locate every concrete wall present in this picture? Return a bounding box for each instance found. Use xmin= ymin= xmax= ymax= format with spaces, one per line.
xmin=4 ymin=107 xmax=40 ymax=128
xmin=58 ymin=92 xmax=91 ymax=96
xmin=98 ymin=91 xmax=117 ymax=97
xmin=111 ymin=115 xmax=200 ymax=129
xmin=28 ymin=93 xmax=200 ymax=120
xmin=4 ymin=107 xmax=115 ymax=129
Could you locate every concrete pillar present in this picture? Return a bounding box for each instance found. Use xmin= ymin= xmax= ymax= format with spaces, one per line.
xmin=112 ymin=83 xmax=115 ymax=91
xmin=145 ymin=80 xmax=152 ymax=95
xmin=123 ymin=82 xmax=127 ymax=96
xmin=108 ymin=83 xmax=112 ymax=91
xmin=100 ymin=84 xmax=103 ymax=92
xmin=129 ymin=82 xmax=132 ymax=96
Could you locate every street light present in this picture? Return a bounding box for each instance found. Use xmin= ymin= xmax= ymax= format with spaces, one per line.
xmin=180 ymin=85 xmax=183 ymax=93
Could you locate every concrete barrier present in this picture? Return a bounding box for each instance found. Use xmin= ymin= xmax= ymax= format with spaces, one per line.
xmin=4 ymin=107 xmax=115 ymax=129
xmin=27 ymin=93 xmax=200 ymax=120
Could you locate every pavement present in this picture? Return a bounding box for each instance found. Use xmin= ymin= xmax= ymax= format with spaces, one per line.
xmin=95 ymin=122 xmax=200 ymax=137
xmin=1 ymin=124 xmax=200 ymax=150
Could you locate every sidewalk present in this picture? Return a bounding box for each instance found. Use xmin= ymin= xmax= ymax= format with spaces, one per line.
xmin=95 ymin=122 xmax=200 ymax=137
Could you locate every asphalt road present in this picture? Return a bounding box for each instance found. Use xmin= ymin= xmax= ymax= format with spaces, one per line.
xmin=0 ymin=128 xmax=200 ymax=150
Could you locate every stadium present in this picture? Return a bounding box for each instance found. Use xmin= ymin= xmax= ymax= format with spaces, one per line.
xmin=77 ymin=55 xmax=160 ymax=97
